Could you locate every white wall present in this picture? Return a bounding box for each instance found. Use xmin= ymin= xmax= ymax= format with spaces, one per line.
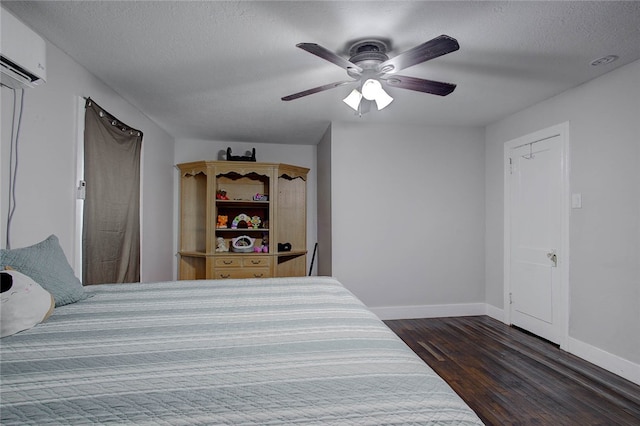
xmin=1 ymin=23 xmax=175 ymax=282
xmin=485 ymin=60 xmax=640 ymax=371
xmin=173 ymin=139 xmax=318 ymax=278
xmin=329 ymin=122 xmax=486 ymax=317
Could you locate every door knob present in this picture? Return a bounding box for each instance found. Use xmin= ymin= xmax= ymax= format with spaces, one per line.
xmin=547 ymin=251 xmax=557 ymax=267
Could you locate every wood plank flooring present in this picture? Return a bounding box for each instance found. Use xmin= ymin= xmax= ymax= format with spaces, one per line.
xmin=384 ymin=316 xmax=640 ymax=426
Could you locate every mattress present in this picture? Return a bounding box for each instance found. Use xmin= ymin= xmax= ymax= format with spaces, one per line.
xmin=1 ymin=276 xmax=483 ymax=425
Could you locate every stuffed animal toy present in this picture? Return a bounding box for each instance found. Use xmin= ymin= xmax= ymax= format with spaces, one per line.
xmin=250 ymin=216 xmax=261 ymax=229
xmin=216 ymin=215 xmax=228 ymax=229
xmin=1 ymin=269 xmax=55 ymax=338
xmin=215 ymin=237 xmax=229 ymax=252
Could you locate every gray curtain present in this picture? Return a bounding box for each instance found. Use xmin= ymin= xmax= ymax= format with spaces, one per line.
xmin=83 ymin=98 xmax=142 ymax=285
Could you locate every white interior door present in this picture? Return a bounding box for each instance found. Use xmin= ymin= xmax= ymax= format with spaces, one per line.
xmin=506 ymin=126 xmax=568 ymax=345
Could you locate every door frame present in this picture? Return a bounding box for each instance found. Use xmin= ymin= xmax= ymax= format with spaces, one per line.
xmin=73 ymin=96 xmax=85 ymax=278
xmin=503 ymin=122 xmax=570 ymax=350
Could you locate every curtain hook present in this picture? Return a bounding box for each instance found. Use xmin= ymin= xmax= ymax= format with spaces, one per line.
xmin=99 ymin=111 xmax=104 ymax=117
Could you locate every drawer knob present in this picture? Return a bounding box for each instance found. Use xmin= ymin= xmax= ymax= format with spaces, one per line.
xmin=220 ymin=274 xmax=230 ymax=278
xmin=254 ymin=273 xmax=264 ymax=278
xmin=223 ymin=260 xmax=233 ymax=265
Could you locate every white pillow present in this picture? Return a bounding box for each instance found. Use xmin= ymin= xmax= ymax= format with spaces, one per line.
xmin=1 ymin=269 xmax=55 ymax=338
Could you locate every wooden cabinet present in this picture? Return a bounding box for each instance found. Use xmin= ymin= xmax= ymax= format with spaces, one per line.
xmin=177 ymin=161 xmax=309 ymax=280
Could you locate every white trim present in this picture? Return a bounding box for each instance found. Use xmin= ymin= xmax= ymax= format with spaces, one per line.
xmin=568 ymin=336 xmax=640 ymax=386
xmin=370 ymin=303 xmax=486 ymax=321
xmin=503 ymin=122 xmax=571 ymax=350
xmin=485 ymin=304 xmax=505 ymax=323
xmin=503 ymin=144 xmax=511 ymax=324
xmin=139 ymin=123 xmax=144 ymax=281
xmin=73 ymin=96 xmax=85 ymax=278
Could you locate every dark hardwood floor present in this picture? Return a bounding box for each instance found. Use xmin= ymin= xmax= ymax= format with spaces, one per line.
xmin=384 ymin=316 xmax=640 ymax=426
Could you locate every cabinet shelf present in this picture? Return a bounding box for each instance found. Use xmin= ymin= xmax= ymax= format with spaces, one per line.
xmin=179 ymin=250 xmax=306 ymax=257
xmin=213 ymin=252 xmax=271 ymax=256
xmin=276 ymin=250 xmax=306 ymax=257
xmin=216 ymin=200 xmax=269 ymax=207
xmin=215 ymin=228 xmax=269 ymax=232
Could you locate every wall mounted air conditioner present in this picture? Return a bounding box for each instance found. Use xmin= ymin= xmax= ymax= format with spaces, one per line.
xmin=0 ymin=7 xmax=47 ymax=89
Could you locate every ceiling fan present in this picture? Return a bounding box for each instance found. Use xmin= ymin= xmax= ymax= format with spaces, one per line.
xmin=282 ymin=35 xmax=460 ymax=112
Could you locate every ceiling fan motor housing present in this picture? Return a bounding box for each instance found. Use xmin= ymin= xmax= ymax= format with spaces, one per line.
xmin=347 ymin=39 xmax=390 ymax=77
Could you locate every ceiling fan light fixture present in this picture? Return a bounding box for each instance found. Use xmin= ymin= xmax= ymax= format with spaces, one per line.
xmin=361 ymin=79 xmax=393 ymax=110
xmin=343 ymin=89 xmax=363 ymax=111
xmin=284 ymin=35 xmax=459 ymax=111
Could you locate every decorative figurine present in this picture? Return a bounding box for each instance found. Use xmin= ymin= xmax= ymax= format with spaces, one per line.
xmin=253 ymin=234 xmax=269 ymax=253
xmin=215 ymin=237 xmax=229 ymax=252
xmin=216 ymin=190 xmax=229 ymax=200
xmin=216 ymin=215 xmax=228 ymax=229
xmin=250 ymin=216 xmax=261 ymax=229
xmin=226 ymin=147 xmax=256 ymax=162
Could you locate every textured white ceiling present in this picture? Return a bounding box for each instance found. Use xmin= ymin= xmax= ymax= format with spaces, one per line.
xmin=4 ymin=1 xmax=640 ymax=145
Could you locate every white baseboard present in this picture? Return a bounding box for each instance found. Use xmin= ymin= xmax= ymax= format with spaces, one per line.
xmin=567 ymin=336 xmax=640 ymax=386
xmin=370 ymin=302 xmax=486 ymax=321
xmin=372 ymin=302 xmax=639 ymax=386
xmin=484 ymin=304 xmax=505 ymax=322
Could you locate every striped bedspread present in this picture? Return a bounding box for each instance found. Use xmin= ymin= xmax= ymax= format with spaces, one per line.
xmin=1 ymin=276 xmax=483 ymax=425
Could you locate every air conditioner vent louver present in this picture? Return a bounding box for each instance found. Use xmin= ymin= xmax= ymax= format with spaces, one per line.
xmin=1 ymin=55 xmax=41 ymax=87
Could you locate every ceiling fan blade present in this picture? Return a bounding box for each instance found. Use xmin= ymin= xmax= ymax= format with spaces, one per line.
xmin=383 ymin=75 xmax=456 ymax=96
xmin=378 ymin=35 xmax=459 ymax=73
xmin=296 ymin=43 xmax=363 ymax=74
xmin=282 ymin=80 xmax=356 ymax=101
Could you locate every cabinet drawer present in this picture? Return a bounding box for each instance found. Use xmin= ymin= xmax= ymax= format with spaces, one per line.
xmin=214 ymin=256 xmax=271 ymax=268
xmin=214 ymin=257 xmax=241 ymax=267
xmin=242 ymin=256 xmax=271 ymax=267
xmin=215 ymin=268 xmax=271 ymax=279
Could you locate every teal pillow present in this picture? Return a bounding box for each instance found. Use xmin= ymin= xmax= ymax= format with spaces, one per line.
xmin=0 ymin=235 xmax=86 ymax=306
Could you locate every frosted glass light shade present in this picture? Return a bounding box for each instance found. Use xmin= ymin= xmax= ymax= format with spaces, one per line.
xmin=343 ymin=80 xmax=393 ymax=112
xmin=373 ymin=89 xmax=394 ymax=110
xmin=361 ymin=79 xmax=381 ymax=100
xmin=361 ymin=79 xmax=393 ymax=110
xmin=343 ymin=89 xmax=363 ymax=111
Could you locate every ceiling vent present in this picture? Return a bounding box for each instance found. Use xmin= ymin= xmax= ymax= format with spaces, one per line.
xmin=0 ymin=7 xmax=47 ymax=89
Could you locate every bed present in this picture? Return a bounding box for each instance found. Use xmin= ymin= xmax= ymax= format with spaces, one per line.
xmin=1 ymin=276 xmax=484 ymax=425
